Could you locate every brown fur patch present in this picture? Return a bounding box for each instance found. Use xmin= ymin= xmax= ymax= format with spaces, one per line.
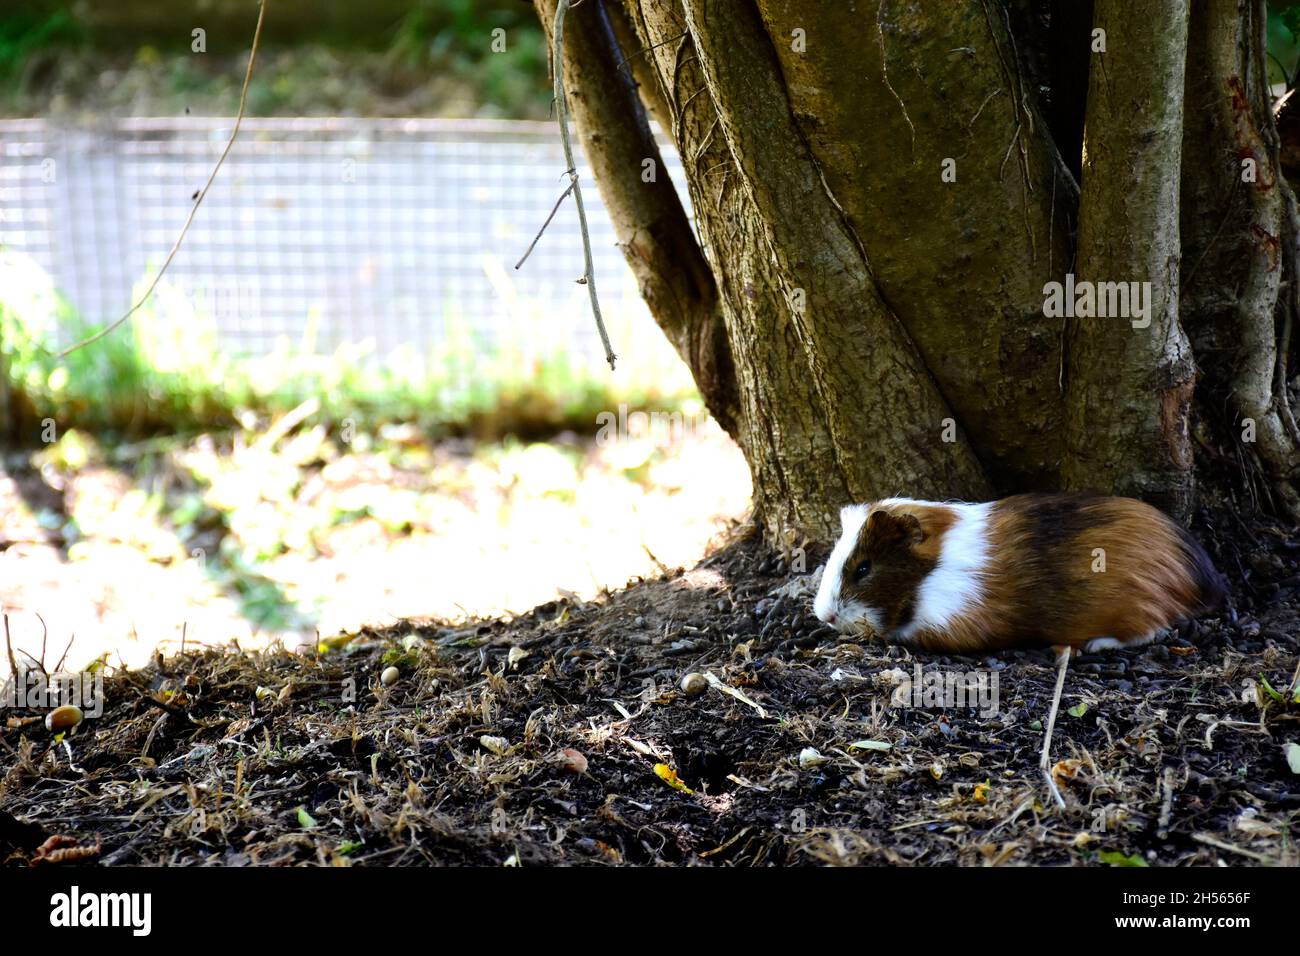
xmin=905 ymin=494 xmax=1217 ymax=653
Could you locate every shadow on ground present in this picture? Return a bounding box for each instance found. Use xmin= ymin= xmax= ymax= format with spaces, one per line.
xmin=2 ymin=507 xmax=1296 ymax=866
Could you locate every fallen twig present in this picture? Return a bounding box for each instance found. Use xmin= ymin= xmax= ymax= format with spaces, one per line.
xmin=1191 ymin=831 xmax=1273 ymax=863
xmin=704 ymin=671 xmax=768 ymax=719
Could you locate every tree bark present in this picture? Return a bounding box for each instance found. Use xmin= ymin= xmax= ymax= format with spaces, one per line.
xmin=1063 ymin=0 xmax=1196 ymax=517
xmin=752 ymin=0 xmax=1074 ymax=493
xmin=1181 ymin=0 xmax=1300 ymax=517
xmin=533 ymin=0 xmax=1300 ymax=540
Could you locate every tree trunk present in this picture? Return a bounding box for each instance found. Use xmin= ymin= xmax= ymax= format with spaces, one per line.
xmin=1181 ymin=0 xmax=1300 ymax=517
xmin=1063 ymin=0 xmax=1195 ymax=516
xmin=535 ymin=0 xmax=1300 ymax=539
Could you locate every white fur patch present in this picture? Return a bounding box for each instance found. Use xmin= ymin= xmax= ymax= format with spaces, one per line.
xmin=894 ymin=501 xmax=992 ymax=642
xmin=1082 ymin=636 xmax=1124 ymax=653
xmin=1083 ymin=631 xmax=1160 ymax=653
xmin=813 ymin=504 xmax=868 ymax=630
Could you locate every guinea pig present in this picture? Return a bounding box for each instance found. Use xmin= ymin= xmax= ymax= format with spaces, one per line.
xmin=812 ymin=493 xmax=1226 ymax=653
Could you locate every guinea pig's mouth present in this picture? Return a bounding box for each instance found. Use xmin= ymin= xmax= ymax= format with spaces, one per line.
xmin=819 ymin=611 xmax=879 ymax=641
xmin=846 ymin=621 xmax=881 ymax=641
xmin=818 ymin=602 xmax=884 ymax=640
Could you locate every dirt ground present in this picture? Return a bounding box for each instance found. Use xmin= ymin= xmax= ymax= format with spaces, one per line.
xmin=2 ymin=505 xmax=1297 ymax=867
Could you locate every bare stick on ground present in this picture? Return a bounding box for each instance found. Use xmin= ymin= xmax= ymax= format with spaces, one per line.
xmin=1039 ymin=644 xmax=1071 ymax=809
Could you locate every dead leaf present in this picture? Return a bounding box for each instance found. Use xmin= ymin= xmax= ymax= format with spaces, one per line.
xmin=1051 ymin=758 xmax=1085 ymax=787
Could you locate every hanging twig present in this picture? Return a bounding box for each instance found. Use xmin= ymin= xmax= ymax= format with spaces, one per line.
xmin=58 ymin=0 xmax=268 ymax=357
xmin=549 ymin=0 xmax=617 ymax=370
xmin=515 ymin=180 xmax=575 ymax=270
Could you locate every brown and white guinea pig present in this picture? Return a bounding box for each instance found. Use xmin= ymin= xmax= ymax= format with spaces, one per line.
xmin=813 ymin=493 xmax=1226 ymax=654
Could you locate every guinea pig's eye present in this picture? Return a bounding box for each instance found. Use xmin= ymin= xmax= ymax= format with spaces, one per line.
xmin=853 ymin=560 xmax=872 ymax=581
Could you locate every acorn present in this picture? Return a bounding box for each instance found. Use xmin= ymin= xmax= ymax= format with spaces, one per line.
xmin=380 ymin=666 xmax=400 ymax=687
xmin=45 ymin=705 xmax=83 ymax=733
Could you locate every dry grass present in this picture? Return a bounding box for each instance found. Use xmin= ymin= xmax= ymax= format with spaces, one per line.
xmin=2 ymin=527 xmax=1297 ymax=867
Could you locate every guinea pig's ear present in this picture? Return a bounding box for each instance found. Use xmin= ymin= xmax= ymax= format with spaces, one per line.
xmin=865 ymin=509 xmax=926 ymax=549
xmin=897 ymin=513 xmax=925 ymax=546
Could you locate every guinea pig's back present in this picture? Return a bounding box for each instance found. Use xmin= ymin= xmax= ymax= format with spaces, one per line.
xmin=983 ymin=493 xmax=1225 ymax=648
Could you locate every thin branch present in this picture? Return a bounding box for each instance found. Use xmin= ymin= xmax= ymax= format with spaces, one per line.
xmin=515 ymin=180 xmax=575 ymax=270
xmin=36 ymin=612 xmax=47 ymax=673
xmin=53 ymin=632 xmax=75 ymax=673
xmin=57 ymin=0 xmax=268 ymax=357
xmin=551 ymin=0 xmax=617 ymax=370
xmin=3 ymin=614 xmax=16 ymax=678
xmin=614 ymin=29 xmax=690 ymax=79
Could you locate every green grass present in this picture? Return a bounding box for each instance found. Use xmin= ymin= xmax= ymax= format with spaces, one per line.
xmin=0 ymin=251 xmax=698 ymax=444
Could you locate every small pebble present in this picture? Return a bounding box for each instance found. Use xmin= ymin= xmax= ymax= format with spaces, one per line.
xmin=679 ymin=672 xmax=708 ymax=697
xmin=380 ymin=666 xmax=400 ymax=687
xmin=507 ymin=646 xmax=530 ymax=668
xmin=45 ymin=705 xmax=83 ymax=733
xmin=799 ymin=747 xmax=826 ymax=769
xmin=877 ymin=667 xmax=909 ymax=687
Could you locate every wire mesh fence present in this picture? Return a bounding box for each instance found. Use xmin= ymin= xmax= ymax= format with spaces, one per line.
xmin=0 ymin=117 xmax=691 ymax=370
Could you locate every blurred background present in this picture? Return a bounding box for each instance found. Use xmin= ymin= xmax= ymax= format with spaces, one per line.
xmin=0 ymin=0 xmax=750 ymax=672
